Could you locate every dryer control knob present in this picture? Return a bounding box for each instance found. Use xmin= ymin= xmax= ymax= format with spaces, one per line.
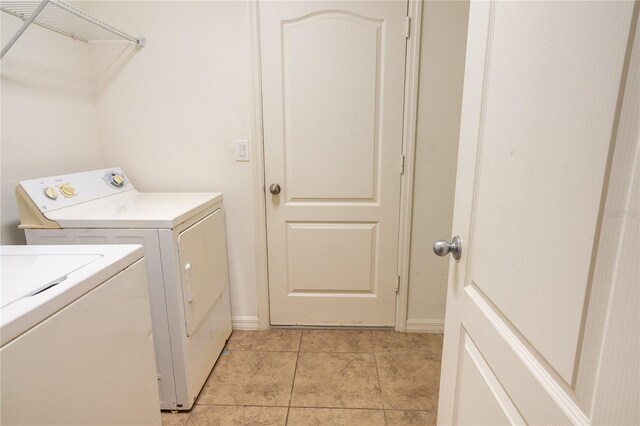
xmin=108 ymin=173 xmax=125 ymax=188
xmin=59 ymin=184 xmax=76 ymax=198
xmin=112 ymin=174 xmax=124 ymax=186
xmin=44 ymin=186 xmax=58 ymax=200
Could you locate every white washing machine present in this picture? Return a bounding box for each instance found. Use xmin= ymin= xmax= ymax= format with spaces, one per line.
xmin=15 ymin=167 xmax=233 ymax=411
xmin=0 ymin=244 xmax=161 ymax=425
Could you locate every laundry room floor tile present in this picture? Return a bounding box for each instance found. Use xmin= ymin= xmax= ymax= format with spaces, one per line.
xmin=226 ymin=330 xmax=302 ymax=352
xmin=371 ymin=331 xmax=443 ymax=358
xmin=299 ymin=329 xmax=374 ymax=353
xmin=184 ymin=330 xmax=442 ymax=425
xmin=287 ymin=407 xmax=385 ymax=425
xmin=161 ymin=411 xmax=191 ymax=425
xmin=384 ymin=409 xmax=438 ymax=425
xmin=376 ymin=353 xmax=441 ymax=411
xmin=197 ymin=350 xmax=298 ymax=406
xmin=186 ymin=405 xmax=288 ymax=425
xmin=290 ymin=352 xmax=382 ymax=409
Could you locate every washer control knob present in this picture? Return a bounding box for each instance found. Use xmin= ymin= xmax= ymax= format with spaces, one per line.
xmin=108 ymin=172 xmax=126 ymax=188
xmin=59 ymin=184 xmax=76 ymax=198
xmin=44 ymin=186 xmax=58 ymax=200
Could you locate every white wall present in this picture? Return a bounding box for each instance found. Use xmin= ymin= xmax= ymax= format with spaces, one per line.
xmin=0 ymin=0 xmax=469 ymax=329
xmin=82 ymin=0 xmax=469 ymax=329
xmin=406 ymin=0 xmax=470 ymax=330
xmin=82 ymin=1 xmax=258 ymax=322
xmin=0 ymin=13 xmax=103 ymax=244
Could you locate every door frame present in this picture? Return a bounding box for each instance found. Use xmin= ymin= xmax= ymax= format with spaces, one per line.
xmin=249 ymin=0 xmax=424 ymax=330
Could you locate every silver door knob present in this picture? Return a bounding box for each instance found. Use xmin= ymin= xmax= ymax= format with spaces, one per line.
xmin=269 ymin=183 xmax=281 ymax=195
xmin=433 ymin=235 xmax=462 ymax=260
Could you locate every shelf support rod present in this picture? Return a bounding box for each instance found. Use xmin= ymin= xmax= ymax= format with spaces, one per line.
xmin=1 ymin=0 xmax=49 ymax=59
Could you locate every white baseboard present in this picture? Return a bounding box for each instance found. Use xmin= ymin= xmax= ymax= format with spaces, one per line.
xmin=232 ymin=316 xmax=442 ymax=332
xmin=405 ymin=319 xmax=445 ymax=333
xmin=232 ymin=316 xmax=260 ymax=330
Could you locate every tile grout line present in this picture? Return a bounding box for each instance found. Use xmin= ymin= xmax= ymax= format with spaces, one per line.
xmin=372 ymin=348 xmax=387 ymax=424
xmin=284 ymin=330 xmax=304 ymax=425
xmin=369 ymin=330 xmax=390 ymax=425
xmin=228 ymin=349 xmax=439 ymax=356
xmin=190 ymin=402 xmax=434 ymax=412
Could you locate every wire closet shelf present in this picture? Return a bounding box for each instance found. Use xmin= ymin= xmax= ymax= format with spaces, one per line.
xmin=0 ymin=0 xmax=145 ymax=58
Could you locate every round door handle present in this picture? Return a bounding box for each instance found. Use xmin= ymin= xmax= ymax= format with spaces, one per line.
xmin=433 ymin=235 xmax=462 ymax=260
xmin=269 ymin=183 xmax=281 ymax=195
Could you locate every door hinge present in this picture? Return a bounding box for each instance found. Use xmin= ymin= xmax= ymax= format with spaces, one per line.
xmin=405 ymin=16 xmax=411 ymax=38
xmin=400 ymin=154 xmax=405 ymax=175
xmin=395 ymin=275 xmax=400 ymax=293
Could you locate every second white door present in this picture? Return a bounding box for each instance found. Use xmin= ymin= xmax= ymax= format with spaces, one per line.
xmin=260 ymin=1 xmax=408 ymax=325
xmin=437 ymin=1 xmax=639 ymax=424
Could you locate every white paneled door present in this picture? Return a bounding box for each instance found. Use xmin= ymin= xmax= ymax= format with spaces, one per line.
xmin=438 ymin=2 xmax=639 ymax=425
xmin=260 ymin=1 xmax=408 ymax=325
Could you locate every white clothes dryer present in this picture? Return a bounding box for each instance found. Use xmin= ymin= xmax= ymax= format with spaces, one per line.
xmin=15 ymin=168 xmax=232 ymax=410
xmin=0 ymin=244 xmax=160 ymax=425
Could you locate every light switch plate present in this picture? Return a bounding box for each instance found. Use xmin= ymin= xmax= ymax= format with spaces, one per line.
xmin=235 ymin=140 xmax=250 ymax=162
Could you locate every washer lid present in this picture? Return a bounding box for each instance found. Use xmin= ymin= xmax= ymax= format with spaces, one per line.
xmin=0 ymin=245 xmax=144 ymax=347
xmin=1 ymin=254 xmax=101 ymax=308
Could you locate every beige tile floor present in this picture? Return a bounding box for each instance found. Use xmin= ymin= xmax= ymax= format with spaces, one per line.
xmin=162 ymin=329 xmax=443 ymax=426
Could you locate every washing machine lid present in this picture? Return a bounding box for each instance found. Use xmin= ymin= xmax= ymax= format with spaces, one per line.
xmin=0 ymin=245 xmax=144 ymax=346
xmin=1 ymin=253 xmax=100 ymax=308
xmin=43 ymin=191 xmax=223 ymax=229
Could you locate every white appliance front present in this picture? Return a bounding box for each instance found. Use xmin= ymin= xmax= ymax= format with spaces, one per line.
xmin=0 ymin=245 xmax=160 ymax=425
xmin=18 ymin=168 xmax=233 ymax=410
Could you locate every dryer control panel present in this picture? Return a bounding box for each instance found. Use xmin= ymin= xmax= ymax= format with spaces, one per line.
xmin=19 ymin=167 xmax=135 ymax=213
